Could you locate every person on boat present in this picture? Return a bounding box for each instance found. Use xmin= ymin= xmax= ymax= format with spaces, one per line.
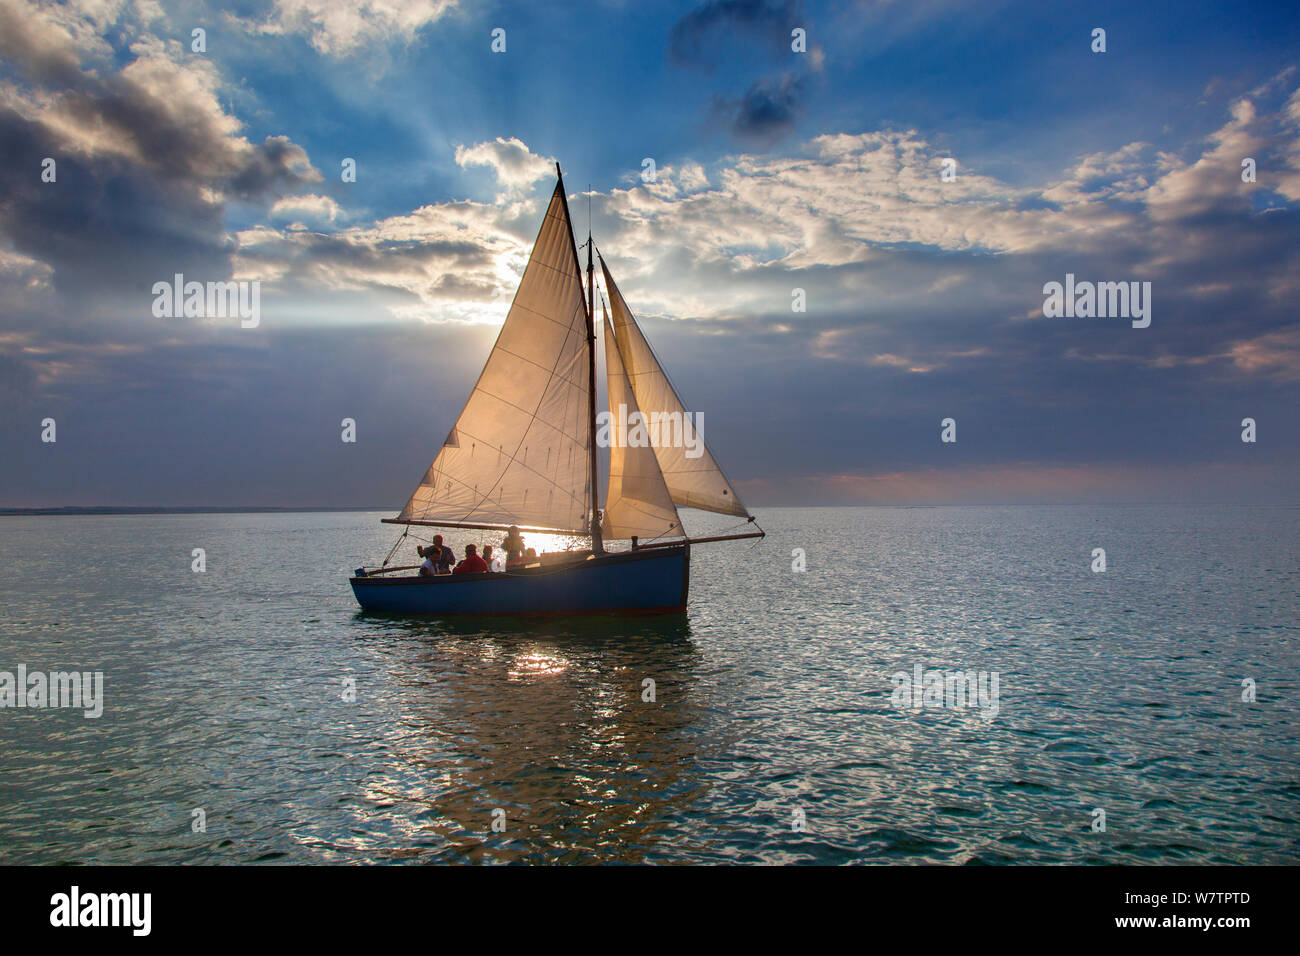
xmin=522 ymin=547 xmax=538 ymax=563
xmin=417 ymin=545 xmax=438 ymax=577
xmin=481 ymin=545 xmax=495 ymax=569
xmin=429 ymin=534 xmax=456 ymax=574
xmin=453 ymin=544 xmax=489 ymax=575
xmin=502 ymin=526 xmax=526 ymax=565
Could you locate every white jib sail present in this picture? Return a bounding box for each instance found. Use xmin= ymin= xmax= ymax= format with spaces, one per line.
xmin=397 ymin=181 xmax=592 ymax=532
xmin=600 ymin=311 xmax=683 ymax=541
xmin=601 ymin=258 xmax=750 ymax=518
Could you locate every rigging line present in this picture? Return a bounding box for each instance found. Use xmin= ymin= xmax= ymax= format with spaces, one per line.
xmin=699 ymin=516 xmax=761 ymax=539
xmin=637 ymin=522 xmax=683 ymax=546
xmin=381 ymin=524 xmax=409 ymax=567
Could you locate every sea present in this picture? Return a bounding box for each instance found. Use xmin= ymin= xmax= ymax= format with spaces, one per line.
xmin=0 ymin=505 xmax=1296 ymax=865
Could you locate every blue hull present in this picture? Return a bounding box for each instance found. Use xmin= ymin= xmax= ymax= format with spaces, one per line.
xmin=350 ymin=544 xmax=689 ymax=616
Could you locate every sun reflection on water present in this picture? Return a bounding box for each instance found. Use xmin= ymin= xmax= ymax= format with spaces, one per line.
xmin=506 ymin=649 xmax=571 ymax=680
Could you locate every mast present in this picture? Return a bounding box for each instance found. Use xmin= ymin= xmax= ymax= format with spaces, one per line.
xmin=556 ymin=163 xmax=604 ymax=554
xmin=585 ymin=224 xmax=604 ymax=553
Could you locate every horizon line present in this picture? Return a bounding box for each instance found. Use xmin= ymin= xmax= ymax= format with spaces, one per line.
xmin=3 ymin=501 xmax=1297 ymax=517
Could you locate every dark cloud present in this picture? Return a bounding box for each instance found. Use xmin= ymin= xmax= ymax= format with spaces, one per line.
xmin=669 ymin=1 xmax=814 ymax=146
xmin=669 ymin=0 xmax=803 ymax=69
xmin=227 ymin=135 xmax=320 ymax=201
xmin=713 ymin=72 xmax=807 ymax=144
xmin=0 ymin=109 xmax=232 ymax=308
xmin=0 ymin=4 xmax=320 ymax=317
xmin=0 ymin=11 xmax=319 ymax=199
xmin=0 ymin=1 xmax=86 ymax=89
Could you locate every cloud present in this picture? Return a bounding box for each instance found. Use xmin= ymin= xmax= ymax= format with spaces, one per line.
xmin=669 ymin=0 xmax=803 ymax=69
xmin=3 ymin=5 xmax=1298 ymax=507
xmin=1272 ymin=87 xmax=1300 ymax=201
xmin=0 ymin=7 xmax=319 ymax=199
xmin=221 ymin=87 xmax=1300 ymax=390
xmin=1142 ymin=98 xmax=1264 ymax=220
xmin=714 ymin=72 xmax=807 ymax=145
xmin=454 ymin=137 xmax=555 ymax=195
xmin=251 ymin=0 xmax=458 ymax=56
xmin=669 ymin=1 xmax=817 ymax=144
xmin=270 ymin=193 xmax=343 ymax=224
xmin=0 ymin=0 xmax=322 ymax=310
xmin=234 ymin=195 xmax=540 ymax=324
xmin=1225 ymin=326 xmax=1300 ymax=381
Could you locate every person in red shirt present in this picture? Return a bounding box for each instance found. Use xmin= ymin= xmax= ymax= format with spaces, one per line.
xmin=453 ymin=543 xmax=490 ymax=575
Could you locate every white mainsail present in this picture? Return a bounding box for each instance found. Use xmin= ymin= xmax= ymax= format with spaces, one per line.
xmin=396 ymin=181 xmax=592 ymax=533
xmin=600 ymin=309 xmax=683 ymax=541
xmin=600 ymin=258 xmax=751 ymax=518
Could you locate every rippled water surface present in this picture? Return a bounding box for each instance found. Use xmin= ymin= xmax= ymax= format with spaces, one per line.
xmin=1 ymin=506 xmax=1296 ymax=864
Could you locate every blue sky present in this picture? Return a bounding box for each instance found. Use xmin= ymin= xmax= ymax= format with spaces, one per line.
xmin=2 ymin=0 xmax=1299 ymax=507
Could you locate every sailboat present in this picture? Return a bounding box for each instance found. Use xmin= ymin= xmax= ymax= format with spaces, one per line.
xmin=350 ymin=165 xmax=763 ymax=616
